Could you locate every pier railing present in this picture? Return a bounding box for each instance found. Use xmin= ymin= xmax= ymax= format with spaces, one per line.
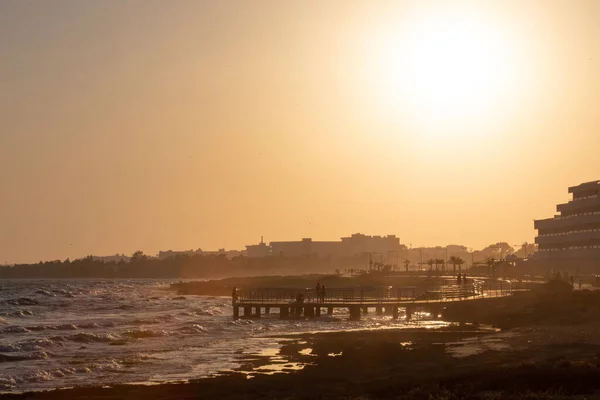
xmin=235 ymin=280 xmax=512 ymax=305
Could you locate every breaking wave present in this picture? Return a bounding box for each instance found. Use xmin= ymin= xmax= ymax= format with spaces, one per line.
xmin=177 ymin=324 xmax=207 ymax=334
xmin=68 ymin=332 xmax=121 ymax=344
xmin=1 ymin=325 xmax=30 ymax=334
xmin=122 ymin=329 xmax=169 ymax=339
xmin=4 ymin=298 xmax=39 ymax=306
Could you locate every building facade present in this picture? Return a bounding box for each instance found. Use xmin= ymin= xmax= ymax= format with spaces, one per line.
xmin=245 ymin=238 xmax=270 ymax=258
xmin=245 ymin=233 xmax=406 ymax=260
xmin=534 ymin=180 xmax=600 ymax=270
xmin=269 ymin=238 xmax=342 ymax=258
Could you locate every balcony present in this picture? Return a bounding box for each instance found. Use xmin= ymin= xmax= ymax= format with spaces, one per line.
xmin=556 ymin=196 xmax=600 ymax=213
xmin=534 ymin=213 xmax=600 ymax=230
xmin=569 ymin=180 xmax=600 ymax=194
xmin=535 ymin=230 xmax=600 ymax=245
xmin=534 ymin=247 xmax=600 ymax=260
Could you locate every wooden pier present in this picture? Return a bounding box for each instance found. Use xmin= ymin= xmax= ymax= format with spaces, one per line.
xmin=232 ymin=279 xmax=513 ymax=320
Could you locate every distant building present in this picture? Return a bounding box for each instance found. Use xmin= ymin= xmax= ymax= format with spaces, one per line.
xmin=259 ymin=233 xmax=406 ymax=261
xmin=91 ymin=254 xmax=130 ymax=263
xmin=534 ymin=180 xmax=600 ymax=271
xmin=158 ymin=248 xmax=243 ymax=259
xmin=201 ymin=248 xmax=244 ymax=258
xmin=341 ymin=234 xmax=406 ymax=258
xmin=157 ymin=250 xmax=200 ymax=260
xmin=270 ymin=238 xmax=341 ymax=258
xmin=245 ymin=237 xmax=271 ymax=258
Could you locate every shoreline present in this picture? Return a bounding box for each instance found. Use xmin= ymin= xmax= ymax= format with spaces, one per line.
xmin=0 ymin=325 xmax=485 ymax=394
xmin=6 ymin=321 xmax=600 ymax=399
xmin=1 ymin=326 xmax=493 ymax=399
xmin=6 ymin=281 xmax=600 ymax=399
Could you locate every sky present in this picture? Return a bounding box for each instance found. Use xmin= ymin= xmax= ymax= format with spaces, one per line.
xmin=1 ymin=0 xmax=599 ymax=263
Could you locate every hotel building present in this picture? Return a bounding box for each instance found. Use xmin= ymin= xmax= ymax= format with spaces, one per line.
xmin=534 ymin=180 xmax=600 ymax=270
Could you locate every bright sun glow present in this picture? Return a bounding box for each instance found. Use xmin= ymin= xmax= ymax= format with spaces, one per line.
xmin=367 ymin=9 xmax=519 ymax=141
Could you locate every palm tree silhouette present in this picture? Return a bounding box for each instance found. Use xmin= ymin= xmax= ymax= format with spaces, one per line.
xmin=435 ymin=258 xmax=445 ymax=272
xmin=427 ymin=259 xmax=435 ymax=271
xmin=449 ymin=256 xmax=465 ymax=272
xmin=403 ymin=259 xmax=410 ymax=272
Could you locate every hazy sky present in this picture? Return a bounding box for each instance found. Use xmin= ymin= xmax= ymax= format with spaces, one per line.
xmin=1 ymin=1 xmax=599 ymax=263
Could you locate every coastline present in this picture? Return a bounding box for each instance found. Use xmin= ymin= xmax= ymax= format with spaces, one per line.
xmin=5 ymin=281 xmax=600 ymax=399
xmin=6 ymin=321 xmax=600 ymax=399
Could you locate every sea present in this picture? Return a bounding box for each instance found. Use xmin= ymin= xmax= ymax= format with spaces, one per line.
xmin=0 ymin=279 xmax=443 ymax=393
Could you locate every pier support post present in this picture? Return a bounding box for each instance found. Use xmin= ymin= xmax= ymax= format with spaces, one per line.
xmin=405 ymin=306 xmax=413 ymax=321
xmin=255 ymin=307 xmax=261 ymax=318
xmin=362 ymin=307 xmax=368 ymax=314
xmin=265 ymin=307 xmax=270 ymax=314
xmin=376 ymin=306 xmax=383 ymax=315
xmin=315 ymin=307 xmax=321 ymax=317
xmin=233 ymin=306 xmax=239 ymax=320
xmin=349 ymin=306 xmax=361 ymax=321
xmin=304 ymin=306 xmax=314 ymax=318
xmin=244 ymin=306 xmax=252 ymax=318
xmin=327 ymin=306 xmax=333 ymax=315
xmin=280 ymin=306 xmax=289 ymax=319
xmin=393 ymin=306 xmax=399 ymax=320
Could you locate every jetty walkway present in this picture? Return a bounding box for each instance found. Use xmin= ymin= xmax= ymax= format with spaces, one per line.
xmin=232 ymin=279 xmax=514 ymax=320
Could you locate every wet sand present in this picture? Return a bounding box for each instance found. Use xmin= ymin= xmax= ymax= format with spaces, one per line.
xmin=6 ymin=324 xmax=600 ymax=400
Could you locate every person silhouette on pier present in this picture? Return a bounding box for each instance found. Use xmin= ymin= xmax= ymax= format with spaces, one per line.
xmin=231 ymin=287 xmax=238 ymax=305
xmin=320 ymin=284 xmax=326 ymax=302
xmin=316 ymin=282 xmax=321 ymax=303
xmin=457 ymin=273 xmax=462 ymax=284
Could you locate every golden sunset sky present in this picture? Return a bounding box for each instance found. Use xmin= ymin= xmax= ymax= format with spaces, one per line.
xmin=1 ymin=1 xmax=599 ymax=263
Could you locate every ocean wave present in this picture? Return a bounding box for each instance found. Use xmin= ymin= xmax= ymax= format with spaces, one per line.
xmin=51 ymin=367 xmax=77 ymax=377
xmin=0 ymin=351 xmax=51 ymax=363
xmin=227 ymin=319 xmax=254 ymax=326
xmin=132 ymin=315 xmax=176 ymax=325
xmin=0 ymin=338 xmax=62 ymax=353
xmin=25 ymin=323 xmax=78 ymax=331
xmin=17 ymin=367 xmax=79 ymax=383
xmin=118 ymin=354 xmax=155 ymax=366
xmin=191 ymin=307 xmax=223 ymax=317
xmin=26 ymin=325 xmax=48 ymax=331
xmin=68 ymin=332 xmax=121 ymax=344
xmin=79 ymin=322 xmax=100 ymax=329
xmin=177 ymin=324 xmax=208 ymax=334
xmin=0 ymin=376 xmax=17 ymax=391
xmin=56 ymin=324 xmax=78 ymax=330
xmin=35 ymin=290 xmax=54 ymax=297
xmin=49 ymin=336 xmax=69 ymax=343
xmin=0 ymin=344 xmax=19 ymax=352
xmin=9 ymin=309 xmax=34 ymax=317
xmin=1 ymin=325 xmax=30 ymax=334
xmin=5 ymin=298 xmax=39 ymax=306
xmin=122 ymin=329 xmax=168 ymax=339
